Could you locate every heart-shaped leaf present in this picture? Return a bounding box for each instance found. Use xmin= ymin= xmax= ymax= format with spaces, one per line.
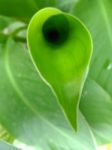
xmin=27 ymin=7 xmax=92 ymax=130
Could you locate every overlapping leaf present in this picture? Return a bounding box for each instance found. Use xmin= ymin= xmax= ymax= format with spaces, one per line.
xmin=0 ymin=39 xmax=96 ymax=150
xmin=73 ymin=0 xmax=112 ymax=145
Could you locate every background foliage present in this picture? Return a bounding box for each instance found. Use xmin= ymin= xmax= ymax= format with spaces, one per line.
xmin=0 ymin=0 xmax=112 ymax=150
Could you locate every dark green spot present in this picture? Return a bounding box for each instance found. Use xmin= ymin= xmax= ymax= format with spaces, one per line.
xmin=42 ymin=14 xmax=69 ymax=46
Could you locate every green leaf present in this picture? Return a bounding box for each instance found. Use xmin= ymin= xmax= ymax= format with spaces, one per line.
xmin=0 ymin=39 xmax=96 ymax=150
xmin=0 ymin=0 xmax=55 ymax=21
xmin=73 ymin=0 xmax=112 ymax=145
xmin=0 ymin=0 xmax=79 ymax=22
xmin=27 ymin=7 xmax=92 ymax=130
xmin=0 ymin=141 xmax=19 ymax=150
xmin=0 ymin=0 xmax=38 ymax=21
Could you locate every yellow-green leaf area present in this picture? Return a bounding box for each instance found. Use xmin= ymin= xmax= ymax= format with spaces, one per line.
xmin=27 ymin=7 xmax=93 ymax=129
